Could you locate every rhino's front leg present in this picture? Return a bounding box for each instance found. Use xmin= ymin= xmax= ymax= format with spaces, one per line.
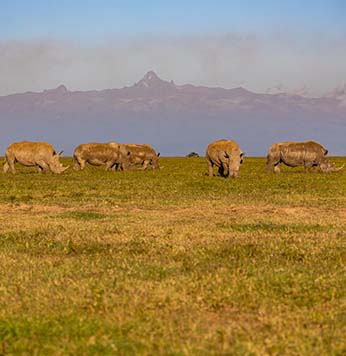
xmin=304 ymin=162 xmax=313 ymax=173
xmin=142 ymin=160 xmax=150 ymax=170
xmin=105 ymin=161 xmax=114 ymax=171
xmin=218 ymin=166 xmax=224 ymax=176
xmin=110 ymin=163 xmax=117 ymax=172
xmin=8 ymin=160 xmax=16 ymax=174
xmin=73 ymin=159 xmax=81 ymax=171
xmin=222 ymin=162 xmax=229 ymax=177
xmin=37 ymin=161 xmax=50 ymax=173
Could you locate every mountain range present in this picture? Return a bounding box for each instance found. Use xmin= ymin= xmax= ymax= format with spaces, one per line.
xmin=1 ymin=71 xmax=346 ymax=156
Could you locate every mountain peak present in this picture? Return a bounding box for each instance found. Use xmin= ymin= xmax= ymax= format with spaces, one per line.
xmin=133 ymin=71 xmax=175 ymax=90
xmin=143 ymin=70 xmax=160 ymax=82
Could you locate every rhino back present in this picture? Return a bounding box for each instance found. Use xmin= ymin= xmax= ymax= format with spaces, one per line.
xmin=280 ymin=141 xmax=326 ymax=166
xmin=7 ymin=141 xmax=55 ymax=165
xmin=206 ymin=140 xmax=240 ymax=164
xmin=75 ymin=143 xmax=118 ymax=161
xmin=126 ymin=144 xmax=155 ymax=160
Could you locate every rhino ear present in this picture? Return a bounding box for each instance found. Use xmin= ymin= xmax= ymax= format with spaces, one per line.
xmin=240 ymin=152 xmax=244 ymax=164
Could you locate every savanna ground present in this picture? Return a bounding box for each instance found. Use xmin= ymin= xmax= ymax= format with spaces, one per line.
xmin=0 ymin=157 xmax=346 ymax=355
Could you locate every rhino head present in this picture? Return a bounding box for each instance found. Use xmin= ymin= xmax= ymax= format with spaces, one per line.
xmin=223 ymin=151 xmax=244 ymax=178
xmin=319 ymin=158 xmax=344 ymax=173
xmin=151 ymin=152 xmax=160 ymax=169
xmin=49 ymin=151 xmax=70 ymax=174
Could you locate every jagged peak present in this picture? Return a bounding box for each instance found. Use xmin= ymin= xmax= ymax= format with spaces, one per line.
xmin=142 ymin=70 xmax=160 ymax=82
xmin=133 ymin=71 xmax=175 ymax=89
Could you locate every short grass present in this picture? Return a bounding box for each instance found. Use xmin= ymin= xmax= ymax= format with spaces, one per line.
xmin=0 ymin=157 xmax=346 ymax=355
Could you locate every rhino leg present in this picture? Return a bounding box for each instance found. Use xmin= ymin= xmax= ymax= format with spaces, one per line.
xmin=266 ymin=154 xmax=280 ymax=173
xmin=3 ymin=161 xmax=10 ymax=173
xmin=116 ymin=162 xmax=129 ymax=171
xmin=73 ymin=157 xmax=82 ymax=171
xmin=207 ymin=160 xmax=214 ymax=177
xmin=4 ymin=152 xmax=16 ymax=174
xmin=266 ymin=160 xmax=276 ymax=173
xmin=274 ymin=164 xmax=281 ymax=173
xmin=267 ymin=154 xmax=281 ymax=173
xmin=222 ymin=162 xmax=229 ymax=177
xmin=304 ymin=162 xmax=314 ymax=173
xmin=79 ymin=160 xmax=86 ymax=170
xmin=142 ymin=160 xmax=150 ymax=170
xmin=105 ymin=161 xmax=115 ymax=171
xmin=37 ymin=161 xmax=50 ymax=173
xmin=122 ymin=162 xmax=130 ymax=171
xmin=110 ymin=163 xmax=117 ymax=171
xmin=7 ymin=159 xmax=16 ymax=174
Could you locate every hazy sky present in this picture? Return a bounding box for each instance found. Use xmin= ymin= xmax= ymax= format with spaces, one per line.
xmin=1 ymin=0 xmax=345 ymax=96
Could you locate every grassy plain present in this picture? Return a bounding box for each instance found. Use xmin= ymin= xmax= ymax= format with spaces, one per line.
xmin=0 ymin=156 xmax=346 ymax=355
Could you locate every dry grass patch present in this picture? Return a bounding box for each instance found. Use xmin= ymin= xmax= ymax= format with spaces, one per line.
xmin=0 ymin=157 xmax=346 ymax=355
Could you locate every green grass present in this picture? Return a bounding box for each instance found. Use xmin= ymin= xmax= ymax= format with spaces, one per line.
xmin=0 ymin=157 xmax=346 ymax=355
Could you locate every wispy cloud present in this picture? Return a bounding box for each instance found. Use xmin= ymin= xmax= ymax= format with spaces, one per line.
xmin=0 ymin=32 xmax=345 ymax=96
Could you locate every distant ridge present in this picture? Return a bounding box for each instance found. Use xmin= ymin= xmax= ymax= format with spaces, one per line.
xmin=0 ymin=71 xmax=345 ymax=156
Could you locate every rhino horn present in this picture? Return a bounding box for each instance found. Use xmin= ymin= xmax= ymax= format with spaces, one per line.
xmin=332 ymin=163 xmax=345 ymax=172
xmin=52 ymin=165 xmax=70 ymax=174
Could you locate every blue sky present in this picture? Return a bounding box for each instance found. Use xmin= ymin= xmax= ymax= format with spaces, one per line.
xmin=0 ymin=1 xmax=345 ymax=95
xmin=1 ymin=0 xmax=345 ymax=39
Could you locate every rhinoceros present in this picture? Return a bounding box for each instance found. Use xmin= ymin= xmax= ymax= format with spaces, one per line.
xmin=266 ymin=140 xmax=344 ymax=173
xmin=206 ymin=139 xmax=244 ymax=178
xmin=73 ymin=142 xmax=131 ymax=171
xmin=124 ymin=144 xmax=160 ymax=170
xmin=3 ymin=141 xmax=69 ymax=174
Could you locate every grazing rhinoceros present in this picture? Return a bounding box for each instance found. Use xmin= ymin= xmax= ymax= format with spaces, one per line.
xmin=124 ymin=144 xmax=160 ymax=170
xmin=3 ymin=141 xmax=69 ymax=174
xmin=266 ymin=140 xmax=344 ymax=173
xmin=206 ymin=139 xmax=244 ymax=178
xmin=73 ymin=142 xmax=131 ymax=171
